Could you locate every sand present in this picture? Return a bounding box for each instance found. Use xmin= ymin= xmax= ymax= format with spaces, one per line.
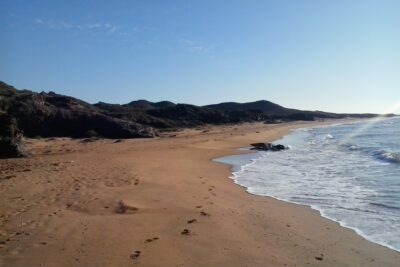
xmin=0 ymin=121 xmax=399 ymax=267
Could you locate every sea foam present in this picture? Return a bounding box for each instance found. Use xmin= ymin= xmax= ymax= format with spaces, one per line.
xmin=215 ymin=117 xmax=400 ymax=252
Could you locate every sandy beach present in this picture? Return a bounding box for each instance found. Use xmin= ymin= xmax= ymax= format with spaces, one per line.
xmin=0 ymin=120 xmax=399 ymax=267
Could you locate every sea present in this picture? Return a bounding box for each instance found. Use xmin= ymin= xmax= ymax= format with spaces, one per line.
xmin=214 ymin=117 xmax=400 ymax=252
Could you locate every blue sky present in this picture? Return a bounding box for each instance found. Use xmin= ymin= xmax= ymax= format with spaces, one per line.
xmin=1 ymin=0 xmax=399 ymax=113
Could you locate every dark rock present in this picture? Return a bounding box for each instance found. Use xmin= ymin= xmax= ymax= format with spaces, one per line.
xmin=250 ymin=143 xmax=271 ymax=150
xmin=0 ymin=138 xmax=26 ymax=158
xmin=250 ymin=142 xmax=288 ymax=151
xmin=0 ymin=112 xmax=28 ymax=158
xmin=274 ymin=144 xmax=286 ymax=150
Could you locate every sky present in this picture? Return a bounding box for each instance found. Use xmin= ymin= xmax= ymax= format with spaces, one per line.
xmin=1 ymin=0 xmax=399 ymax=113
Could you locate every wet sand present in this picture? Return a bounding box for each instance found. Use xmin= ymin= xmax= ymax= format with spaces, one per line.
xmin=0 ymin=121 xmax=399 ymax=266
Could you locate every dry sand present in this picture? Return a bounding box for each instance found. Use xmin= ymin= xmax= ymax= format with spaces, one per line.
xmin=0 ymin=121 xmax=399 ymax=267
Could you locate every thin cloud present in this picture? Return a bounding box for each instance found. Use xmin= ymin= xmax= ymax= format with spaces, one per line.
xmin=34 ymin=18 xmax=118 ymax=33
xmin=181 ymin=39 xmax=209 ymax=53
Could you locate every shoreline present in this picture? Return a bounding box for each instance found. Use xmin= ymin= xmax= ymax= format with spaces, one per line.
xmin=0 ymin=119 xmax=399 ymax=266
xmin=213 ymin=118 xmax=400 ymax=253
xmin=216 ymin=151 xmax=400 ymax=253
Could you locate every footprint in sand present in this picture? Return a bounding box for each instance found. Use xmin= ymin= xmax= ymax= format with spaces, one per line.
xmin=144 ymin=237 xmax=159 ymax=243
xmin=200 ymin=211 xmax=210 ymax=217
xmin=181 ymin=229 xmax=191 ymax=235
xmin=315 ymin=254 xmax=324 ymax=261
xmin=130 ymin=250 xmax=141 ymax=260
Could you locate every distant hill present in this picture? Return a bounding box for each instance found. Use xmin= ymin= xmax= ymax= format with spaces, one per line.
xmin=205 ymin=100 xmax=289 ymax=113
xmin=124 ymin=100 xmax=176 ymax=110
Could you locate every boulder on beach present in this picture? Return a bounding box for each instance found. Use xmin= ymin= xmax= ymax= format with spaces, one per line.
xmin=250 ymin=142 xmax=288 ymax=151
xmin=0 ymin=112 xmax=28 ymax=158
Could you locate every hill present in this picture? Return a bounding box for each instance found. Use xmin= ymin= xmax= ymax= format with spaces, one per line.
xmin=205 ymin=100 xmax=289 ymax=113
xmin=124 ymin=100 xmax=176 ymax=110
xmin=0 ymin=82 xmax=155 ymax=141
xmin=0 ymin=81 xmax=381 ymax=157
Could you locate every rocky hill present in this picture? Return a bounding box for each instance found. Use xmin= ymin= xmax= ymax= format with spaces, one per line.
xmin=0 ymin=81 xmax=155 ymax=156
xmin=0 ymin=81 xmax=380 ymax=158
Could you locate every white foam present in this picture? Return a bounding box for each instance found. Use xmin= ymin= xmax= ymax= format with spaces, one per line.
xmin=215 ymin=118 xmax=400 ymax=252
xmin=377 ymin=150 xmax=400 ymax=164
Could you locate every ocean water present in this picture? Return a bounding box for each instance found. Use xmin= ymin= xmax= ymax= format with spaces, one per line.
xmin=215 ymin=117 xmax=400 ymax=251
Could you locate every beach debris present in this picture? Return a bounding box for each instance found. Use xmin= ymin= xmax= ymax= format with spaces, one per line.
xmin=130 ymin=250 xmax=141 ymax=260
xmin=187 ymin=219 xmax=197 ymax=224
xmin=181 ymin=229 xmax=191 ymax=235
xmin=114 ymin=201 xmax=138 ymax=214
xmin=250 ymin=143 xmax=288 ymax=151
xmin=114 ymin=139 xmax=122 ymax=143
xmin=315 ymin=254 xmax=324 ymax=261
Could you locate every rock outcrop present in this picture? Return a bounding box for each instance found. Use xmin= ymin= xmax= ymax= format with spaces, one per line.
xmin=0 ymin=82 xmax=155 ymax=139
xmin=250 ymin=143 xmax=288 ymax=151
xmin=0 ymin=112 xmax=27 ymax=158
